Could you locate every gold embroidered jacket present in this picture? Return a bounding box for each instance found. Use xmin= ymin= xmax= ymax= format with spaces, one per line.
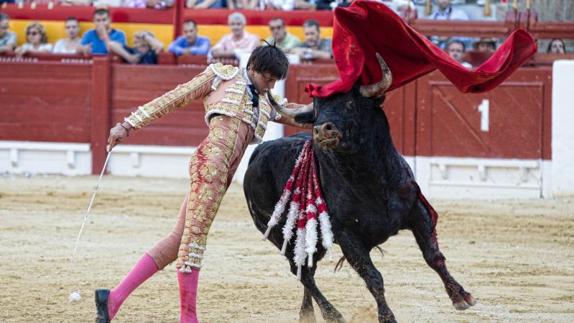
xmin=125 ymin=63 xmax=282 ymax=143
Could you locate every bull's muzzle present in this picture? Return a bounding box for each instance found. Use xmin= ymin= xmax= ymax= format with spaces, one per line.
xmin=313 ymin=122 xmax=342 ymax=149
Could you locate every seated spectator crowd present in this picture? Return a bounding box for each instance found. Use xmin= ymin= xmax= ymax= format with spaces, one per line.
xmin=0 ymin=9 xmax=337 ymax=65
xmin=0 ymin=3 xmax=570 ymax=67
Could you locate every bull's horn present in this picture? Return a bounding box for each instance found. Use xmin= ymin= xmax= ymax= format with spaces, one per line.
xmin=359 ymin=53 xmax=393 ymax=98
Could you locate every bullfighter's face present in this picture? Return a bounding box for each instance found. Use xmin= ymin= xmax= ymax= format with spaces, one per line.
xmin=248 ymin=68 xmax=278 ymax=95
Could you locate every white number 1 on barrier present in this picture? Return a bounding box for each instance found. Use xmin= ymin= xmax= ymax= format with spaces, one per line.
xmin=478 ymin=99 xmax=490 ymax=132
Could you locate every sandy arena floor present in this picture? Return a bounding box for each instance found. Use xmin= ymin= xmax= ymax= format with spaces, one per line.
xmin=1 ymin=175 xmax=573 ymax=323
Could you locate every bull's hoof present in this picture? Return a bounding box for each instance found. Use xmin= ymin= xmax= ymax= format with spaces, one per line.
xmin=299 ymin=310 xmax=316 ymax=323
xmin=453 ymin=293 xmax=477 ymax=310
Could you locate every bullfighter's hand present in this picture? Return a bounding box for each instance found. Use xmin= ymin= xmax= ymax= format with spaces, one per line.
xmin=107 ymin=122 xmax=131 ymax=152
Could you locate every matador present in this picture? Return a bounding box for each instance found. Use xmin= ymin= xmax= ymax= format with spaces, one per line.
xmin=95 ymin=46 xmax=310 ymax=323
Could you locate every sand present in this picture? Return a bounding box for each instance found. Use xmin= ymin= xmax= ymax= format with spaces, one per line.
xmin=1 ymin=175 xmax=573 ymax=323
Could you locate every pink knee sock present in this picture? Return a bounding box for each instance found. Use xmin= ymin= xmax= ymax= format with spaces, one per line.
xmin=178 ymin=269 xmax=200 ymax=323
xmin=108 ymin=253 xmax=159 ymax=319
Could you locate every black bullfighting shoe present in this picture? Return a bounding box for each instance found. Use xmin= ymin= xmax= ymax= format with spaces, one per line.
xmin=95 ymin=289 xmax=111 ymax=323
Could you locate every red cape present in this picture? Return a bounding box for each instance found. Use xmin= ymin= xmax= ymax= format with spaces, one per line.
xmin=306 ymin=0 xmax=537 ymax=97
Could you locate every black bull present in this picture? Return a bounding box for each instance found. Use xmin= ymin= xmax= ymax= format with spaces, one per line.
xmin=243 ymin=85 xmax=476 ymax=323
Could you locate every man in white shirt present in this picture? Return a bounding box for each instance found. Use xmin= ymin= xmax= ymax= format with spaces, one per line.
xmin=430 ymin=0 xmax=469 ymax=21
xmin=428 ymin=0 xmax=470 ymax=49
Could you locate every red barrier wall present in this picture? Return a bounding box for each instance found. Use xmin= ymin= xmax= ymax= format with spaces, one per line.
xmin=0 ymin=58 xmax=554 ymax=174
xmin=416 ymin=68 xmax=552 ymax=160
xmin=0 ymin=61 xmax=92 ymax=143
xmin=110 ymin=64 xmax=208 ymax=147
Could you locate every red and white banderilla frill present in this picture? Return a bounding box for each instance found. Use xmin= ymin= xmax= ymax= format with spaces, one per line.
xmin=263 ymin=141 xmax=334 ymax=279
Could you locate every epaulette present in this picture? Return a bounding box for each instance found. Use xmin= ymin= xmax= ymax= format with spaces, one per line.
xmin=208 ymin=63 xmax=239 ymax=80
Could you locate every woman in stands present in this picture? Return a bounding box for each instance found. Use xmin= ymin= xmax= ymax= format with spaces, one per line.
xmin=95 ymin=45 xmax=310 ymax=323
xmin=15 ymin=22 xmax=53 ymax=55
xmin=53 ymin=17 xmax=82 ymax=54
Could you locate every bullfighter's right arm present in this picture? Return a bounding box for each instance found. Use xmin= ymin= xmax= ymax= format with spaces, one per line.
xmin=124 ymin=63 xmax=238 ymax=129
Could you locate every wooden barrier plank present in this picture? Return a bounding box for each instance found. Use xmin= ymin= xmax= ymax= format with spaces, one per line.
xmin=412 ymin=20 xmax=512 ymax=38
xmin=416 ymin=68 xmax=551 ymax=159
xmin=0 ymin=62 xmax=91 ymax=143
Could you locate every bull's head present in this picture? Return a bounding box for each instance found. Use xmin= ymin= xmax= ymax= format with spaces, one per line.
xmin=291 ymin=54 xmax=393 ymax=153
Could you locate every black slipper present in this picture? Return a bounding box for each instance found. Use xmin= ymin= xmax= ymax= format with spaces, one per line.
xmin=95 ymin=289 xmax=111 ymax=323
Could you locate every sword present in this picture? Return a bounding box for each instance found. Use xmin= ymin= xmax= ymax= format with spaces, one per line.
xmin=69 ymin=150 xmax=112 ymax=302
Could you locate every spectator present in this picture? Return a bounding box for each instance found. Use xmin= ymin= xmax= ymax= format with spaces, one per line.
xmin=387 ymin=0 xmax=417 ymax=21
xmin=474 ymin=37 xmax=497 ymax=54
xmin=168 ymin=20 xmax=210 ymax=56
xmin=53 ymin=17 xmax=82 ymax=54
xmin=445 ymin=39 xmax=471 ymax=68
xmin=265 ymin=18 xmax=300 ymax=52
xmin=547 ymin=38 xmax=567 ymax=54
xmin=209 ymin=12 xmax=260 ymax=61
xmin=92 ymin=0 xmax=123 ymax=6
xmin=0 ymin=13 xmax=17 ymax=53
xmin=15 ymin=22 xmax=53 ymax=55
xmin=291 ymin=19 xmax=332 ymax=60
xmin=124 ymin=0 xmax=174 ymax=9
xmin=59 ymin=0 xmax=93 ymax=5
xmin=108 ymin=31 xmax=163 ymax=64
xmin=262 ymin=0 xmax=315 ymax=10
xmin=186 ymin=0 xmax=226 ymax=9
xmin=429 ymin=0 xmax=469 ymax=20
xmin=228 ymin=0 xmax=259 ymax=10
xmin=80 ymin=8 xmax=126 ymax=55
xmin=428 ymin=0 xmax=469 ymax=49
xmin=315 ymin=0 xmax=350 ymax=10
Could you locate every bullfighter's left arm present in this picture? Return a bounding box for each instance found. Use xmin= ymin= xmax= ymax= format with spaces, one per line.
xmin=269 ymin=94 xmax=314 ymax=129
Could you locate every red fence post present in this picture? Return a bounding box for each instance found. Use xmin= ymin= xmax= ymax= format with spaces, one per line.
xmin=91 ymin=56 xmax=112 ymax=175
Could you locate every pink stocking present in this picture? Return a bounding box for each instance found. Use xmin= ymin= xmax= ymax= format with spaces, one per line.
xmin=108 ymin=253 xmax=158 ymax=319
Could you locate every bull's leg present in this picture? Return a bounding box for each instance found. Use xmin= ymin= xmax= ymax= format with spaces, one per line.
xmin=411 ymin=201 xmax=476 ymax=310
xmin=299 ymin=288 xmax=316 ymax=323
xmin=291 ymin=263 xmax=345 ymax=323
xmin=337 ymin=231 xmax=396 ymax=323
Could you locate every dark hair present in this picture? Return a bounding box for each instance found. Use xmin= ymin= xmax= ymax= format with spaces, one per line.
xmin=0 ymin=13 xmax=9 ymax=22
xmin=303 ymin=19 xmax=320 ymax=32
xmin=93 ymin=8 xmax=110 ymax=17
xmin=183 ymin=19 xmax=197 ymax=29
xmin=547 ymin=38 xmax=566 ymax=53
xmin=246 ymin=45 xmax=289 ymax=80
xmin=66 ymin=16 xmax=79 ymax=23
xmin=446 ymin=38 xmax=465 ymax=52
